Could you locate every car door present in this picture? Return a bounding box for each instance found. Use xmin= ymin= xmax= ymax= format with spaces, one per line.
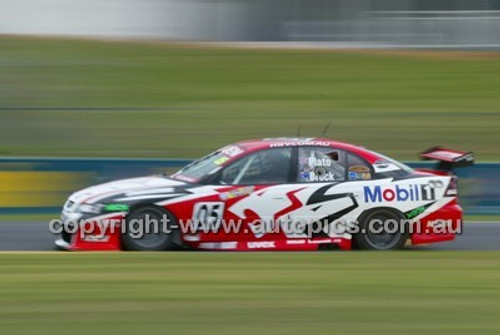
xmin=210 ymin=147 xmax=298 ymax=243
xmin=290 ymin=146 xmax=371 ymax=238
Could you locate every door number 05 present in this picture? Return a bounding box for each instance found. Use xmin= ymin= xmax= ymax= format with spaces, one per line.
xmin=192 ymin=202 xmax=225 ymax=228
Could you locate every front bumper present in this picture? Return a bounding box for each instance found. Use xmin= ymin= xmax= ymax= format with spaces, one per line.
xmin=55 ymin=212 xmax=127 ymax=251
xmin=54 ymin=238 xmax=71 ymax=250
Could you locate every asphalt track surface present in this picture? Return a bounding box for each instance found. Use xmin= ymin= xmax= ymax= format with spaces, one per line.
xmin=0 ymin=221 xmax=498 ymax=251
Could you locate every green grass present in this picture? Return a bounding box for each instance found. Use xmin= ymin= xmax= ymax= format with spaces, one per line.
xmin=0 ymin=252 xmax=499 ymax=335
xmin=0 ymin=37 xmax=499 ymax=159
xmin=465 ymin=215 xmax=500 ymax=222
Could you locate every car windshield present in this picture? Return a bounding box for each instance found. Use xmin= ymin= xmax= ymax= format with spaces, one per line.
xmin=171 ymin=145 xmax=245 ymax=182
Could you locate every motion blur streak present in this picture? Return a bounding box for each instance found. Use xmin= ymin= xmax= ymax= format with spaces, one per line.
xmin=2 ymin=0 xmax=500 ymax=46
xmin=0 ymin=171 xmax=85 ymax=207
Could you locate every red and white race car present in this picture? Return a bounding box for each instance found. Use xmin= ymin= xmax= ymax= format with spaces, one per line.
xmin=55 ymin=138 xmax=474 ymax=251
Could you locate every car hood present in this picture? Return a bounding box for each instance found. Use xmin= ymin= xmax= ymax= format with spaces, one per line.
xmin=68 ymin=176 xmax=189 ymax=204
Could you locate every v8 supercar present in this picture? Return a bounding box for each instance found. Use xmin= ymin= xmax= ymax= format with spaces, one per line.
xmin=55 ymin=138 xmax=474 ymax=251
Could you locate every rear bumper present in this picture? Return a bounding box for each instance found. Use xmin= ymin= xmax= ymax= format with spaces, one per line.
xmin=411 ymin=201 xmax=463 ymax=245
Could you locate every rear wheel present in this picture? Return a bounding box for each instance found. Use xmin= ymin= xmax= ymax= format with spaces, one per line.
xmin=354 ymin=209 xmax=408 ymax=250
xmin=122 ymin=206 xmax=180 ymax=251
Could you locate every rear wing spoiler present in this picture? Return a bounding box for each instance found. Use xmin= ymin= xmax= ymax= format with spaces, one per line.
xmin=420 ymin=147 xmax=475 ymax=170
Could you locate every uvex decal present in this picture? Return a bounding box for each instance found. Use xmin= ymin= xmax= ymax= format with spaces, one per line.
xmin=247 ymin=241 xmax=275 ymax=249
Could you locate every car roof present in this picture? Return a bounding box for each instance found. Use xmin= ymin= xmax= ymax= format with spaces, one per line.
xmin=234 ymin=137 xmax=382 ymax=163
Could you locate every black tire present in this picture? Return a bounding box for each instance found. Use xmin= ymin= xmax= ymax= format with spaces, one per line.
xmin=121 ymin=206 xmax=181 ymax=251
xmin=354 ymin=209 xmax=408 ymax=250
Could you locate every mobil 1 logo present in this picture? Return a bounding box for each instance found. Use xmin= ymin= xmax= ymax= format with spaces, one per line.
xmin=364 ymin=181 xmax=442 ymax=203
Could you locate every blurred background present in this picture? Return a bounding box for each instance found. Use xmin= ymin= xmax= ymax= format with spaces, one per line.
xmin=2 ymin=0 xmax=500 ymax=45
xmin=0 ymin=0 xmax=499 ymax=216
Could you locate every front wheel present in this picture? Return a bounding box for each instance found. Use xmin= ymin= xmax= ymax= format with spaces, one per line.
xmin=121 ymin=206 xmax=181 ymax=251
xmin=354 ymin=209 xmax=409 ymax=250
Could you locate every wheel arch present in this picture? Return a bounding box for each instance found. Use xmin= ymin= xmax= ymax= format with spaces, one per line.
xmin=122 ymin=204 xmax=184 ymax=250
xmin=352 ymin=206 xmax=409 ymax=250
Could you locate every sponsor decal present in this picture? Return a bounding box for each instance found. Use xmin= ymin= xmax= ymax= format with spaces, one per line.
xmin=270 ymin=141 xmax=330 ymax=148
xmin=81 ymin=235 xmax=110 ymax=242
xmin=299 ymin=172 xmax=309 ymax=180
xmin=348 ymin=166 xmax=371 ymax=180
xmin=183 ymin=234 xmax=201 ymax=242
xmin=406 ymin=206 xmax=426 ymax=219
xmin=214 ymin=156 xmax=230 ymax=165
xmin=198 ymin=242 xmax=237 ymax=250
xmin=363 ymin=183 xmax=437 ymax=203
xmin=104 ymin=204 xmax=130 ymax=212
xmin=192 ymin=202 xmax=225 ymax=229
xmin=308 ymin=239 xmax=331 ymax=244
xmin=404 ymin=203 xmax=434 ymax=219
xmin=219 ymin=186 xmax=254 ymax=200
xmin=247 ymin=241 xmax=276 ymax=249
xmin=373 ymin=160 xmax=400 ymax=173
xmin=286 ymin=239 xmax=306 ymax=245
xmin=349 ymin=165 xmax=369 ymax=173
xmin=348 ymin=171 xmax=371 ymax=181
xmin=222 ymin=146 xmax=244 ymax=157
xmin=373 ymin=160 xmax=389 ymax=168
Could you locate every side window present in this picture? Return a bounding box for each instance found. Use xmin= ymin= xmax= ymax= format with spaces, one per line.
xmin=347 ymin=153 xmax=372 ymax=181
xmin=297 ymin=147 xmax=346 ymax=183
xmin=219 ymin=148 xmax=292 ymax=185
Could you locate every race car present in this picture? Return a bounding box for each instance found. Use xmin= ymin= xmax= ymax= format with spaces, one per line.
xmin=55 ymin=138 xmax=474 ymax=251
